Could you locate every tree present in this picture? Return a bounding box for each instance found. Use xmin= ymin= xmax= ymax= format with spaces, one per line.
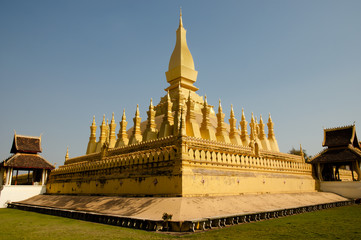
xmin=288 ymin=146 xmax=311 ymax=161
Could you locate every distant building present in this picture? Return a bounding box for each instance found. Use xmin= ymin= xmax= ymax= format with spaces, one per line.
xmin=310 ymin=125 xmax=361 ymax=181
xmin=310 ymin=125 xmax=361 ymax=198
xmin=0 ymin=132 xmax=54 ymax=207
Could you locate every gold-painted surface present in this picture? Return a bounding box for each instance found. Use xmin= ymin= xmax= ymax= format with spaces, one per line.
xmin=50 ymin=13 xmax=318 ymax=197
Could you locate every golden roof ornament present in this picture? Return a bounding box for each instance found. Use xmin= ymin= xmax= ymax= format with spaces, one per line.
xmin=115 ymin=109 xmax=129 ymax=147
xmin=86 ymin=116 xmax=97 ymax=154
xmin=122 ymin=108 xmax=126 ymax=121
xmin=240 ymin=108 xmax=250 ymax=146
xmin=129 ymin=104 xmax=142 ymax=144
xmin=143 ymin=99 xmax=158 ymax=141
xmin=109 ymin=112 xmax=117 ymax=148
xmin=165 ymin=10 xmax=198 ymax=92
xmin=216 ymin=100 xmax=231 ymax=143
xmin=229 ymin=104 xmax=241 ymax=145
xmin=258 ymin=114 xmax=271 ymax=150
xmin=65 ymin=147 xmax=69 ymax=161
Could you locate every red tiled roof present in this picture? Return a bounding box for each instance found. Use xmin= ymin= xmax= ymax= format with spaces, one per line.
xmin=10 ymin=134 xmax=42 ymax=154
xmin=310 ymin=146 xmax=361 ymax=164
xmin=323 ymin=126 xmax=353 ymax=147
xmin=1 ymin=153 xmax=54 ymax=169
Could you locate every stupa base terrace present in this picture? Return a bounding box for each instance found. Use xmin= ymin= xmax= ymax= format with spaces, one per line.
xmin=9 ymin=192 xmax=353 ymax=232
xmin=47 ymin=135 xmax=317 ymax=197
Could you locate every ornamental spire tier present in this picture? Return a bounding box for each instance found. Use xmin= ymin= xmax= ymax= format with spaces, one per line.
xmin=258 ymin=115 xmax=271 ymax=151
xmin=86 ymin=116 xmax=97 ymax=154
xmin=240 ymin=108 xmax=250 ymax=147
xmin=216 ymin=100 xmax=231 ymax=143
xmin=267 ymin=113 xmax=280 ymax=152
xmin=108 ymin=113 xmax=117 ymax=148
xmin=95 ymin=115 xmax=107 ymax=152
xmin=200 ymin=96 xmax=216 ymax=141
xmin=229 ymin=104 xmax=241 ymax=145
xmin=129 ymin=105 xmax=142 ymax=145
xmin=115 ymin=109 xmax=129 ymax=147
xmin=165 ymin=10 xmax=198 ymax=93
xmin=186 ymin=91 xmax=201 ymax=137
xmin=143 ymin=99 xmax=158 ymax=141
xmin=65 ymin=147 xmax=69 ymax=161
xmin=159 ymin=92 xmax=174 ymax=138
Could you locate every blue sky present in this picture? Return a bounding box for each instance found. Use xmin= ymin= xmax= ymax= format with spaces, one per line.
xmin=1 ymin=1 xmax=360 ymax=166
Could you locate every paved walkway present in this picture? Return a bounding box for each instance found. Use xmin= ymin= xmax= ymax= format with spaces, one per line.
xmin=17 ymin=192 xmax=348 ymax=221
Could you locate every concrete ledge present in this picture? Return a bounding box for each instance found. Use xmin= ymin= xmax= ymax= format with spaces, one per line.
xmin=0 ymin=185 xmax=46 ymax=208
xmin=320 ymin=181 xmax=361 ymax=199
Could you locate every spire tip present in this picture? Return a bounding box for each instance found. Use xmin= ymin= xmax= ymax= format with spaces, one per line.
xmin=179 ymin=7 xmax=183 ymax=27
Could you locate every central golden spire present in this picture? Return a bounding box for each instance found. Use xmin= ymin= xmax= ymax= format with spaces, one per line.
xmin=165 ymin=10 xmax=198 ymax=92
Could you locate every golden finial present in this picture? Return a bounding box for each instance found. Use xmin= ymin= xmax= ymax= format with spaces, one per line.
xmin=92 ymin=115 xmax=96 ymax=126
xmin=150 ymin=98 xmax=153 ymax=107
xmin=136 ymin=104 xmax=140 ymax=116
xmin=241 ymin=108 xmax=246 ymax=120
xmin=102 ymin=114 xmax=105 ymax=125
xmin=259 ymin=114 xmax=264 ymax=124
xmin=204 ymin=95 xmax=207 ymax=104
xmin=230 ymin=104 xmax=235 ymax=117
xmin=65 ymin=147 xmax=69 ymax=160
xmin=218 ymin=99 xmax=222 ymax=112
xmin=111 ymin=112 xmax=115 ymax=124
xmin=179 ymin=7 xmax=183 ymax=27
xmin=122 ymin=109 xmax=126 ymax=121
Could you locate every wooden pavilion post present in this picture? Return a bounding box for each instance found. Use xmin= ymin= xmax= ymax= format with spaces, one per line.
xmin=350 ymin=163 xmax=355 ymax=181
xmin=317 ymin=163 xmax=323 ymax=181
xmin=41 ymin=169 xmax=46 ymax=185
xmin=356 ymin=161 xmax=361 ymax=181
xmin=0 ymin=168 xmax=4 ymax=185
xmin=15 ymin=169 xmax=19 ymax=185
xmin=352 ymin=161 xmax=361 ymax=181
xmin=7 ymin=168 xmax=13 ymax=185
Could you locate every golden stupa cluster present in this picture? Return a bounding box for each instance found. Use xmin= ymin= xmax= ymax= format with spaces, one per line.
xmin=85 ymin=12 xmax=279 ymax=156
xmin=48 ymin=12 xmax=318 ymax=197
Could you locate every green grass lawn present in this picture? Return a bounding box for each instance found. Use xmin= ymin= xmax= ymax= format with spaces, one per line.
xmin=1 ymin=205 xmax=360 ymax=240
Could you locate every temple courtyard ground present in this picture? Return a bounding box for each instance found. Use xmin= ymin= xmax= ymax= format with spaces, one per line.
xmin=15 ymin=192 xmax=348 ymax=221
xmin=1 ymin=204 xmax=360 ymax=239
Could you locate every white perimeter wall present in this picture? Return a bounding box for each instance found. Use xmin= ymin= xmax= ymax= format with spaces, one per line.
xmin=0 ymin=185 xmax=46 ymax=208
xmin=320 ymin=181 xmax=361 ymax=199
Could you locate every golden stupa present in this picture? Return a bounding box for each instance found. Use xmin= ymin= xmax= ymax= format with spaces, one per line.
xmin=47 ymin=12 xmax=316 ymax=197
